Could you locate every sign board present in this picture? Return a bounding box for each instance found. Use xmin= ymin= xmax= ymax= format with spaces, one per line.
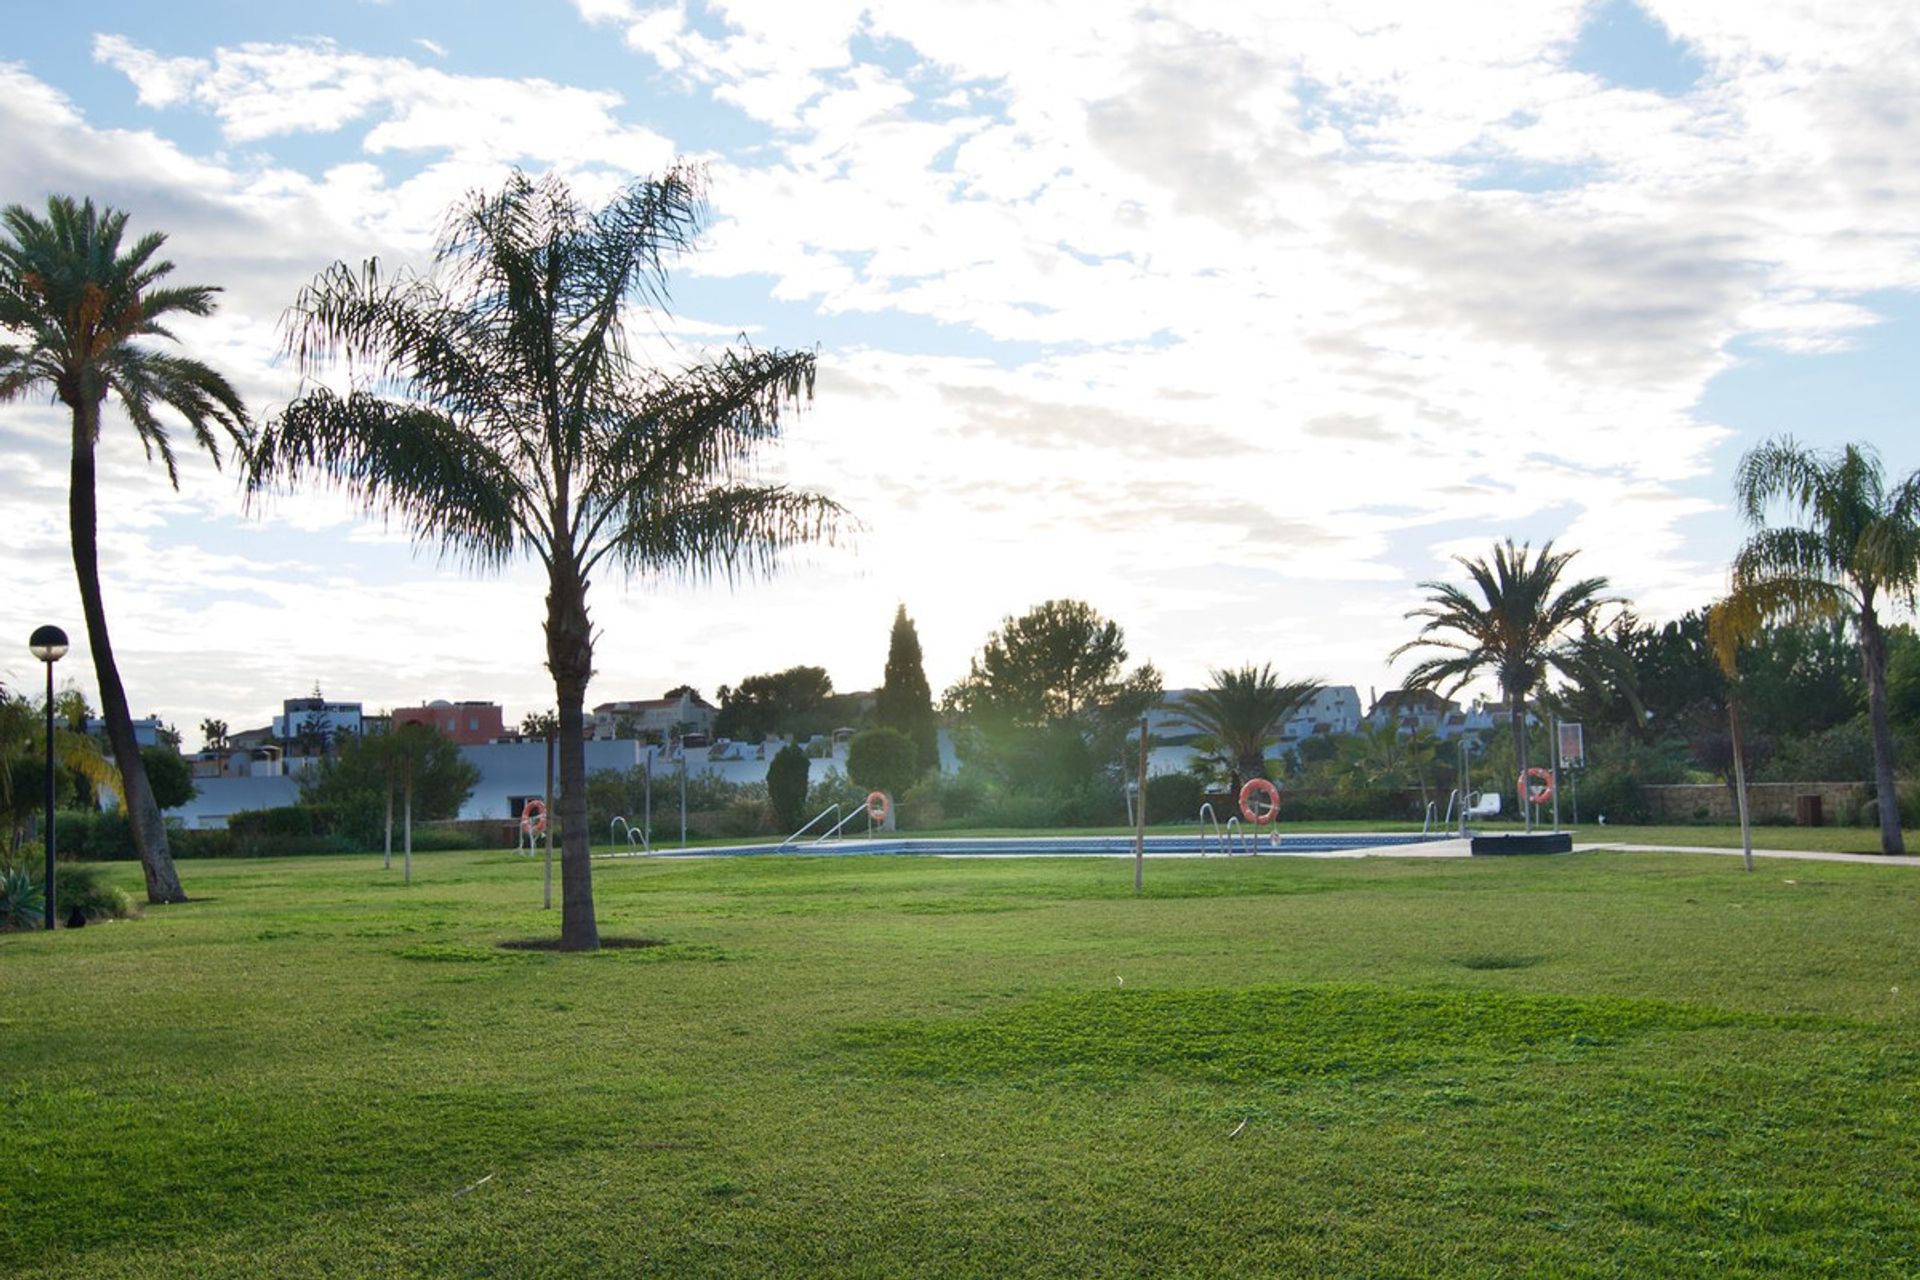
xmin=1557 ymin=722 xmax=1586 ymax=770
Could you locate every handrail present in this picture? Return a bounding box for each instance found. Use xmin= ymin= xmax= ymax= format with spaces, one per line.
xmin=1224 ymin=814 xmax=1245 ymax=856
xmin=1442 ymin=790 xmax=1459 ymax=834
xmin=780 ymin=803 xmax=841 ymax=850
xmin=610 ymin=816 xmax=649 ymax=853
xmin=1421 ymin=800 xmax=1437 ymax=836
xmin=1198 ymin=802 xmax=1221 ymax=856
xmin=815 ymin=803 xmax=874 ymax=844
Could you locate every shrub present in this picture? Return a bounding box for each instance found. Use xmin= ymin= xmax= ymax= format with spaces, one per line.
xmin=225 ymin=806 xmax=359 ymax=856
xmin=898 ymin=770 xmax=989 ymax=828
xmin=0 ymin=866 xmax=44 ymax=931
xmin=53 ymin=863 xmax=135 ymax=921
xmin=169 ymin=829 xmax=236 ymax=859
xmin=1145 ymin=771 xmax=1206 ymax=822
xmin=766 ymin=744 xmax=811 ymax=831
xmin=53 ymin=810 xmax=135 ymax=860
xmin=848 ymin=728 xmax=917 ymax=799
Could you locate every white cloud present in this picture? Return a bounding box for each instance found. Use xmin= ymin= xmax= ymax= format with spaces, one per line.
xmin=9 ymin=1 xmax=1920 ymax=726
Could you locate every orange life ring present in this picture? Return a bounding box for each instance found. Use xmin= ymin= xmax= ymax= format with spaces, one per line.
xmin=520 ymin=799 xmax=549 ymax=834
xmin=865 ymin=790 xmax=891 ymax=823
xmin=1519 ymin=768 xmax=1554 ymax=805
xmin=1239 ymin=777 xmax=1282 ymax=825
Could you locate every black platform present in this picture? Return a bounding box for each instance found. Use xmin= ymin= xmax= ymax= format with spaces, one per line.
xmin=1470 ymin=833 xmax=1574 ymax=856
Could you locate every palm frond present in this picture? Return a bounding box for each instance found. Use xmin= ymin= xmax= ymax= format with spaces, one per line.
xmin=246 ymin=389 xmax=525 ymax=568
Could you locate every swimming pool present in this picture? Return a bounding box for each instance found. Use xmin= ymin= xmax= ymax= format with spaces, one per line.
xmin=600 ymin=832 xmax=1462 ymax=859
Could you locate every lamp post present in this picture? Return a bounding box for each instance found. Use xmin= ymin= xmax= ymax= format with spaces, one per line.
xmin=28 ymin=625 xmax=70 ymax=932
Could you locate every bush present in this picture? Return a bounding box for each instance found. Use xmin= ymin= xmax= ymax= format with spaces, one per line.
xmin=0 ymin=866 xmax=44 ymax=930
xmin=53 ymin=810 xmax=134 ymax=860
xmin=766 ymin=744 xmax=811 ymax=831
xmin=898 ymin=770 xmax=990 ymax=828
xmin=1278 ymin=790 xmax=1409 ymax=823
xmin=1757 ymin=717 xmax=1881 ymax=784
xmin=225 ymin=806 xmax=359 ymax=856
xmin=169 ymin=828 xmax=236 ymax=858
xmin=847 ymin=728 xmax=917 ymax=799
xmin=53 ymin=862 xmax=135 ymax=921
xmin=1145 ymin=771 xmax=1206 ymax=823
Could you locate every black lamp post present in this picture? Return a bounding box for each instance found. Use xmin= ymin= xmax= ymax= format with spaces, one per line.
xmin=28 ymin=625 xmax=70 ymax=932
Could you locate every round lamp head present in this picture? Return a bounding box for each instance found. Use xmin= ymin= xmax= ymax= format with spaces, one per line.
xmin=28 ymin=624 xmax=69 ymax=664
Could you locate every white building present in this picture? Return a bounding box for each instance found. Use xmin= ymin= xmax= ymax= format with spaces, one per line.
xmin=272 ymin=696 xmax=365 ymax=742
xmin=591 ymin=690 xmax=716 ymax=741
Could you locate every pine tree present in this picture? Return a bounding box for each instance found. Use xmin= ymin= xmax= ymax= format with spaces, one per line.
xmin=876 ymin=605 xmax=939 ymax=775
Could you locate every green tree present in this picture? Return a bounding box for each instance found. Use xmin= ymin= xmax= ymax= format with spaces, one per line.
xmin=944 ymin=600 xmax=1161 ymax=796
xmin=199 ymin=718 xmax=229 ymax=752
xmin=303 ymin=725 xmax=478 ymax=847
xmin=0 ymin=690 xmax=118 ymax=857
xmin=847 ymin=727 xmax=917 ymax=799
xmin=140 ymin=745 xmax=196 ymax=811
xmin=1 ymin=195 xmax=249 ymax=903
xmin=245 ymin=168 xmax=841 ymax=948
xmin=1730 ymin=436 xmax=1920 ymax=855
xmin=876 ymin=605 xmax=938 ymax=776
xmin=765 ymin=743 xmax=811 ymax=831
xmin=946 ymin=599 xmax=1132 ymax=727
xmin=1392 ymin=540 xmax=1611 ymax=829
xmin=1170 ymin=664 xmax=1321 ymax=798
xmin=715 ymin=666 xmax=834 ymax=742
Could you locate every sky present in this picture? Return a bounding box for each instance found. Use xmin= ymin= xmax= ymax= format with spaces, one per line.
xmin=4 ymin=0 xmax=1919 ymax=749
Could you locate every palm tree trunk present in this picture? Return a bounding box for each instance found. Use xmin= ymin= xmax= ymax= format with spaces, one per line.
xmin=546 ymin=557 xmax=600 ymax=950
xmin=1728 ymin=697 xmax=1754 ymax=872
xmin=69 ymin=400 xmax=186 ymax=904
xmin=1858 ymin=603 xmax=1905 ymax=855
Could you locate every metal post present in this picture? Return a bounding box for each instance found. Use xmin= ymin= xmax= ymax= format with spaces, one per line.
xmin=542 ymin=730 xmax=554 ymax=910
xmin=43 ymin=659 xmax=56 ymax=931
xmin=1133 ymin=716 xmax=1148 ymax=893
xmin=403 ymin=754 xmax=413 ymax=886
xmin=383 ymin=757 xmax=393 ymax=871
xmin=679 ymin=750 xmax=688 ymax=848
xmin=1551 ymin=717 xmax=1562 ymax=833
xmin=644 ymin=750 xmax=652 ymax=843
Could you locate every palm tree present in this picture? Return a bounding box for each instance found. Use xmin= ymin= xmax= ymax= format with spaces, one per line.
xmin=245 ymin=168 xmax=843 ymax=950
xmin=1171 ymin=664 xmax=1321 ymax=798
xmin=1731 ymin=437 xmax=1920 ymax=856
xmin=0 ymin=196 xmax=249 ymax=903
xmin=1 ymin=687 xmax=121 ymax=861
xmin=1392 ymin=540 xmax=1611 ymax=829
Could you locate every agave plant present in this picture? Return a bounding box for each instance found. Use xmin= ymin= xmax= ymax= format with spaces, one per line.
xmin=0 ymin=866 xmax=45 ymax=931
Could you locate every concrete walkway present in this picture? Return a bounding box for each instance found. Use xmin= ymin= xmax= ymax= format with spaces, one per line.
xmin=1572 ymin=841 xmax=1920 ymax=866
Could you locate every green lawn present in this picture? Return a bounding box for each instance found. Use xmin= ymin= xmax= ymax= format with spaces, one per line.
xmin=3 ymin=848 xmax=1916 ymax=1277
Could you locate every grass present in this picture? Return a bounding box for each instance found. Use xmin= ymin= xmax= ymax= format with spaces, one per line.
xmin=2 ymin=846 xmax=1916 ymax=1277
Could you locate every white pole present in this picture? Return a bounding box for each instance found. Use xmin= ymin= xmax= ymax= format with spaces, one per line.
xmin=403 ymin=755 xmax=413 ymax=886
xmin=383 ymin=756 xmax=393 ymax=871
xmin=679 ymin=750 xmax=688 ymax=848
xmin=1133 ymin=716 xmax=1148 ymax=893
xmin=543 ymin=730 xmax=554 ymax=910
xmin=1551 ymin=717 xmax=1562 ymax=833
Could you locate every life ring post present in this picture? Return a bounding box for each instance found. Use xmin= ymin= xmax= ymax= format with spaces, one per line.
xmin=1238 ymin=777 xmax=1282 ymax=827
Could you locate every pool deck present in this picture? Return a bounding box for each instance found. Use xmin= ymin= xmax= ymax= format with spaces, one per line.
xmin=598 ymin=833 xmax=1920 ymax=866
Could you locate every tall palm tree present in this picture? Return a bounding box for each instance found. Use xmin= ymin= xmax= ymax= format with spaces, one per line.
xmin=1731 ymin=437 xmax=1920 ymax=856
xmin=1391 ymin=540 xmax=1611 ymax=829
xmin=245 ymin=168 xmax=843 ymax=950
xmin=0 ymin=196 xmax=249 ymax=904
xmin=1171 ymin=664 xmax=1321 ymax=798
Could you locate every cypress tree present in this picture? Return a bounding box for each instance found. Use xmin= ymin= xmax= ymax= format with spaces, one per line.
xmin=876 ymin=605 xmax=939 ymax=775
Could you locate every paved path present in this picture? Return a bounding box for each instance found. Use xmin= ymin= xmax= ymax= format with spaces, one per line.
xmin=1572 ymin=841 xmax=1919 ymax=866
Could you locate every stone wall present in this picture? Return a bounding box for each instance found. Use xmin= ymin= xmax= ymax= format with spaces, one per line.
xmin=1641 ymin=781 xmax=1868 ymax=825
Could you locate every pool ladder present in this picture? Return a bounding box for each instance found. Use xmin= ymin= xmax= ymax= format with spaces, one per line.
xmin=1198 ymin=803 xmax=1249 ymax=856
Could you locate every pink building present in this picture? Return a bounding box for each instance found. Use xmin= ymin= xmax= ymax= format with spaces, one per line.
xmin=393 ymin=700 xmax=506 ymax=745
